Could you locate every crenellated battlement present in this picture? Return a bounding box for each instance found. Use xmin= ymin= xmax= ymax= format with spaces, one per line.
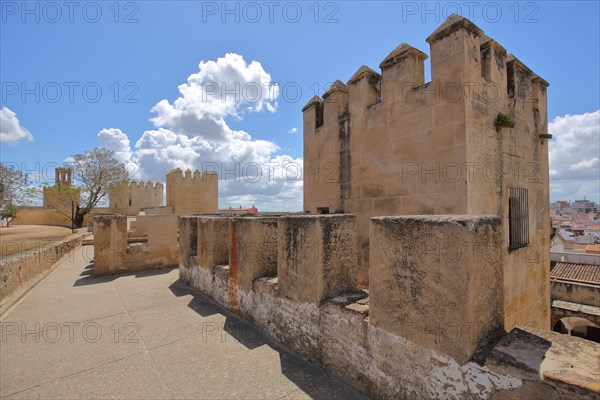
xmin=109 ymin=179 xmax=164 ymax=215
xmin=166 ymin=168 xmax=217 ymax=182
xmin=166 ymin=168 xmax=218 ymax=214
xmin=125 ymin=180 xmax=164 ymax=190
xmin=303 ymin=14 xmax=548 ymax=134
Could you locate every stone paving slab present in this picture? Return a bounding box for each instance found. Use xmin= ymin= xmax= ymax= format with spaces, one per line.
xmin=6 ymin=352 xmax=171 ymax=400
xmin=1 ymin=313 xmax=144 ymax=397
xmin=0 ymin=248 xmax=368 ymax=399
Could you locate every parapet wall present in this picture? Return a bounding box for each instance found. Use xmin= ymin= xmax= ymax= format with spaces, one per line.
xmin=166 ymin=168 xmax=218 ymax=215
xmin=370 ymin=215 xmax=504 ymax=363
xmin=0 ymin=234 xmax=82 ymax=301
xmin=93 ymin=214 xmax=178 ymax=275
xmin=143 ymin=206 xmax=174 ymax=215
xmin=178 ymin=214 xmax=597 ymax=399
xmin=551 ymin=280 xmax=600 ymax=309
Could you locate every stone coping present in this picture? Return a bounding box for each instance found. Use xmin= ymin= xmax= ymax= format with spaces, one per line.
xmin=488 ymin=327 xmax=600 ymax=394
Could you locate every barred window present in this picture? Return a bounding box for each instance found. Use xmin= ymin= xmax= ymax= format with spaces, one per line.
xmin=509 ymin=187 xmax=529 ymax=250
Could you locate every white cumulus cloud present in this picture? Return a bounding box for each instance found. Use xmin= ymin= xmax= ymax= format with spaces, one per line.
xmin=98 ymin=53 xmax=302 ymax=211
xmin=549 ymin=110 xmax=600 ymax=202
xmin=0 ymin=107 xmax=33 ymax=145
xmin=569 ymin=157 xmax=599 ymax=171
xmin=98 ymin=128 xmax=134 ymax=164
xmin=150 ymin=53 xmax=278 ymax=140
xmin=98 ymin=128 xmax=140 ymax=179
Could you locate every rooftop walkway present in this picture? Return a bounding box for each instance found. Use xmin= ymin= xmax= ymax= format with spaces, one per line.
xmin=0 ymin=247 xmax=366 ymax=399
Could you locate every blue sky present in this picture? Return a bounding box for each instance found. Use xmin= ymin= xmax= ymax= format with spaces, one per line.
xmin=1 ymin=1 xmax=599 ymax=209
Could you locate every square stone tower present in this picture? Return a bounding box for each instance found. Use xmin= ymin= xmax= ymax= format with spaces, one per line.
xmin=166 ymin=168 xmax=218 ymax=215
xmin=43 ymin=167 xmax=81 ymax=211
xmin=303 ymin=14 xmax=551 ymax=331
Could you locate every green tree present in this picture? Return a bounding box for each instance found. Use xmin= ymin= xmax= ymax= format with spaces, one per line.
xmin=0 ymin=163 xmax=28 ymax=206
xmin=0 ymin=204 xmax=18 ymax=227
xmin=72 ymin=148 xmax=129 ymax=228
xmin=47 ymin=148 xmax=129 ymax=228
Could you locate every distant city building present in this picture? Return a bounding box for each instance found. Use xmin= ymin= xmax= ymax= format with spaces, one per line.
xmin=551 ymin=199 xmax=598 ymax=216
xmin=549 ymin=255 xmax=600 ymax=343
xmin=573 ymin=199 xmax=598 ymax=213
xmin=218 ymin=205 xmax=258 ymax=215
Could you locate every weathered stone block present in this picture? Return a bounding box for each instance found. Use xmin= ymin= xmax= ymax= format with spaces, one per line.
xmin=197 ymin=217 xmax=231 ymax=269
xmin=278 ymin=215 xmax=358 ymax=304
xmin=369 ymin=215 xmax=503 ymax=363
xmin=132 ymin=215 xmax=149 ymax=236
xmin=233 ymin=217 xmax=278 ymax=292
xmin=93 ymin=215 xmax=127 ymax=275
xmin=178 ymin=216 xmax=197 ymax=272
xmin=147 ymin=214 xmax=178 ymax=267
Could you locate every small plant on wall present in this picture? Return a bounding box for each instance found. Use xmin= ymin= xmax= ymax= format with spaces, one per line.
xmin=494 ymin=113 xmax=514 ymax=131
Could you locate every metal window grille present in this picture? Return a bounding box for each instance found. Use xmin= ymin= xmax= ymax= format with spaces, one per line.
xmin=509 ymin=187 xmax=529 ymax=250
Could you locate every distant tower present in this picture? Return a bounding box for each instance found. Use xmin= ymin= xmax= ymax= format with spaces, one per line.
xmin=166 ymin=168 xmax=218 ymax=215
xmin=43 ymin=167 xmax=81 ymax=210
xmin=54 ymin=167 xmax=72 ymax=186
xmin=109 ymin=180 xmax=164 ymax=215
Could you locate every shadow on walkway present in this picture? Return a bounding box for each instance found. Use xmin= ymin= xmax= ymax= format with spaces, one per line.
xmin=73 ymin=264 xmax=175 ymax=287
xmin=167 ymin=279 xmax=367 ymax=399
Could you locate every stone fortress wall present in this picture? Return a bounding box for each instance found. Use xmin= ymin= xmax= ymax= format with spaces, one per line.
xmin=91 ymin=211 xmax=599 ymax=398
xmin=15 ymin=167 xmax=218 ymax=228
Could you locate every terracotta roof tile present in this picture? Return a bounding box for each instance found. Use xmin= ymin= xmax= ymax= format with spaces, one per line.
xmin=586 ymin=244 xmax=600 ymax=254
xmin=550 ymin=262 xmax=600 ymax=284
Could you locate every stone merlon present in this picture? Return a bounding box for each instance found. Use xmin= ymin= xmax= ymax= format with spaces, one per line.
xmin=425 ymin=13 xmax=483 ymax=44
xmin=347 ymin=65 xmax=380 ymax=85
xmin=301 ymin=95 xmax=323 ymax=112
xmin=322 ymin=80 xmax=348 ymax=99
xmin=379 ymin=42 xmax=428 ymax=69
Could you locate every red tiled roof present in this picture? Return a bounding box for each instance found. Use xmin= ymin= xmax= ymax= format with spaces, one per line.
xmin=586 ymin=244 xmax=600 ymax=254
xmin=218 ymin=207 xmax=258 ymax=214
xmin=550 ymin=262 xmax=600 ymax=284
